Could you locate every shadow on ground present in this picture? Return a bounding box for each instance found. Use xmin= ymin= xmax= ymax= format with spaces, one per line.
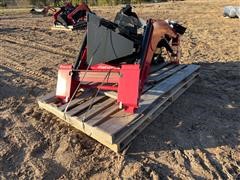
xmin=127 ymin=61 xmax=240 ymax=153
xmin=120 ymin=61 xmax=240 ymax=178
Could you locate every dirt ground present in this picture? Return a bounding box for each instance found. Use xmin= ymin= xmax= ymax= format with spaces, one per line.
xmin=0 ymin=0 xmax=240 ymax=179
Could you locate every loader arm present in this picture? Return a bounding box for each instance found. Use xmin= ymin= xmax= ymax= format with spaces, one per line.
xmin=139 ymin=20 xmax=177 ymax=91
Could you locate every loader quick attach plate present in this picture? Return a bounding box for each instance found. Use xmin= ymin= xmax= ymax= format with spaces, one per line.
xmin=37 ymin=63 xmax=200 ymax=153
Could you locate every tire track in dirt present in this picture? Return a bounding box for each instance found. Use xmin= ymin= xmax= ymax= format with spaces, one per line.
xmin=4 ymin=29 xmax=81 ymax=53
xmin=1 ymin=47 xmax=58 ymax=80
xmin=29 ymin=27 xmax=84 ymax=47
xmin=1 ymin=37 xmax=74 ymax=70
xmin=0 ymin=24 xmax=51 ymax=33
xmin=0 ymin=59 xmax=54 ymax=82
xmin=137 ymin=154 xmax=179 ymax=178
xmin=192 ymin=150 xmax=219 ymax=179
xmin=197 ymin=149 xmax=230 ymax=179
xmin=129 ymin=151 xmax=202 ymax=179
xmin=1 ymin=41 xmax=65 ymax=64
xmin=0 ymin=144 xmax=25 ymax=173
xmin=128 ymin=151 xmax=192 ymax=178
xmin=0 ymin=37 xmax=76 ymax=59
xmin=177 ymin=149 xmax=201 ymax=178
xmin=208 ymin=148 xmax=240 ymax=178
xmin=1 ymin=39 xmax=60 ymax=81
xmin=25 ymin=109 xmax=98 ymax=161
xmin=0 ymin=112 xmax=67 ymax=178
xmin=0 ymin=15 xmax=46 ymax=20
xmin=177 ymin=148 xmax=236 ymax=179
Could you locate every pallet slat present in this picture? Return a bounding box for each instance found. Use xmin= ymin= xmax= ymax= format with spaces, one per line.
xmin=149 ymin=62 xmax=170 ymax=73
xmin=144 ymin=65 xmax=185 ymax=92
xmin=79 ymin=98 xmax=116 ymax=121
xmin=99 ymin=64 xmax=179 ymax=100
xmin=67 ymin=95 xmax=106 ymax=116
xmin=148 ymin=64 xmax=177 ymax=79
xmin=58 ymin=90 xmax=94 ymax=111
xmin=59 ymin=98 xmax=83 ymax=111
xmin=148 ymin=64 xmax=185 ymax=82
xmin=87 ymin=105 xmax=120 ymax=126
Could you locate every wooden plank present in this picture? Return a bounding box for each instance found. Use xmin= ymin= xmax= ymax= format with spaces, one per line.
xmin=98 ymin=65 xmax=200 ymax=143
xmin=148 ymin=64 xmax=177 ymax=79
xmin=148 ymin=64 xmax=184 ymax=82
xmin=59 ymin=98 xmax=83 ymax=112
xmin=144 ymin=65 xmax=185 ymax=92
xmin=86 ymin=105 xmax=120 ymax=126
xmin=138 ymin=65 xmax=199 ymax=113
xmin=58 ymin=90 xmax=94 ymax=111
xmin=66 ymin=95 xmax=106 ymax=116
xmin=149 ymin=62 xmax=170 ymax=73
xmin=79 ymin=98 xmax=116 ymax=121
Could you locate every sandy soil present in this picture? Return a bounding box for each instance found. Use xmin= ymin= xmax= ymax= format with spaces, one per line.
xmin=0 ymin=0 xmax=240 ymax=179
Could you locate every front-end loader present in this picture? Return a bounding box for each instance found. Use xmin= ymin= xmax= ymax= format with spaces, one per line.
xmin=38 ymin=5 xmax=200 ymax=152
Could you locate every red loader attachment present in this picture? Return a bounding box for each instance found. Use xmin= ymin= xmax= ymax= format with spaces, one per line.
xmin=56 ymin=6 xmax=185 ymax=113
xmin=38 ymin=5 xmax=200 ymax=152
xmin=53 ymin=2 xmax=91 ymax=30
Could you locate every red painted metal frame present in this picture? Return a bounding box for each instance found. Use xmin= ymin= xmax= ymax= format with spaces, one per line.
xmin=53 ymin=3 xmax=73 ymax=22
xmin=139 ymin=20 xmax=177 ymax=91
xmin=56 ymin=63 xmax=140 ymax=113
xmin=55 ymin=20 xmax=179 ymax=114
xmin=67 ymin=3 xmax=90 ymax=25
xmin=53 ymin=3 xmax=90 ymax=26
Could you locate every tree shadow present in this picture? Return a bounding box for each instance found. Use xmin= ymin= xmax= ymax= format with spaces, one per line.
xmin=42 ymin=158 xmax=67 ymax=180
xmin=125 ymin=61 xmax=239 ymax=169
xmin=0 ymin=145 xmax=25 ymax=173
xmin=120 ymin=61 xmax=240 ymax=178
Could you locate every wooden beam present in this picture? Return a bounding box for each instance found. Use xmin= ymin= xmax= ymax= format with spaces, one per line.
xmin=58 ymin=90 xmax=94 ymax=111
xmin=79 ymin=98 xmax=116 ymax=121
xmin=66 ymin=95 xmax=106 ymax=116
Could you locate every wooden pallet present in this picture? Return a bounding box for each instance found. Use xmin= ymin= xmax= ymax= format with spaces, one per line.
xmin=51 ymin=25 xmax=74 ymax=31
xmin=37 ymin=64 xmax=200 ymax=152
